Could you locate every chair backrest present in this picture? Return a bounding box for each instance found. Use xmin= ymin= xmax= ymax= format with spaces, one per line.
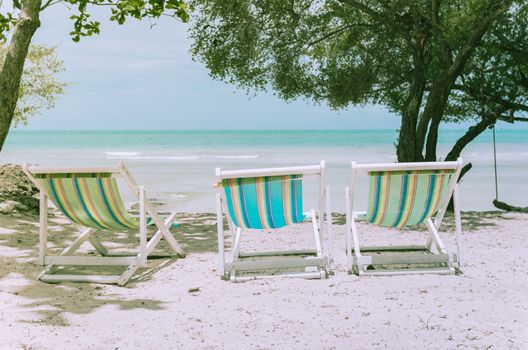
xmin=352 ymin=160 xmax=463 ymax=229
xmin=222 ymin=175 xmax=304 ymax=229
xmin=31 ymin=171 xmax=139 ymax=230
xmin=217 ymin=163 xmax=325 ymax=230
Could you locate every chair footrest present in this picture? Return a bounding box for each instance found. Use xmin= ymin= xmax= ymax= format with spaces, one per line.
xmin=45 ymin=256 xmax=138 ymax=266
xmin=238 ymin=249 xmax=317 ymax=258
xmin=355 ymin=253 xmax=452 ymax=266
xmin=359 ymin=245 xmax=428 ymax=252
xmin=231 ymin=270 xmax=326 ymax=282
xmin=359 ymin=267 xmax=455 ymax=276
xmin=39 ymin=274 xmax=122 ymax=284
xmin=226 ymin=256 xmax=328 ymax=272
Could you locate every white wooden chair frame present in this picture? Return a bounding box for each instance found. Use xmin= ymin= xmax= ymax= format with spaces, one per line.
xmin=23 ymin=162 xmax=185 ymax=286
xmin=345 ymin=158 xmax=464 ymax=276
xmin=216 ymin=162 xmax=332 ymax=282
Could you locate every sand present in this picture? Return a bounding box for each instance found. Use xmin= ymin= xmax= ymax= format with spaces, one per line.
xmin=0 ymin=210 xmax=527 ymax=350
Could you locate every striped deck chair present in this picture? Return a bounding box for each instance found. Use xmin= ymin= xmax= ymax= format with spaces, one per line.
xmin=23 ymin=162 xmax=185 ymax=286
xmin=345 ymin=159 xmax=464 ymax=276
xmin=215 ymin=162 xmax=331 ymax=282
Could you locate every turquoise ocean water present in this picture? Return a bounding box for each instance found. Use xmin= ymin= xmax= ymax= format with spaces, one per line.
xmin=2 ymin=129 xmax=527 ymax=212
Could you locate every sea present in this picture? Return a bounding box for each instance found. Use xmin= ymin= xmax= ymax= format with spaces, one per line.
xmin=2 ymin=129 xmax=527 ymax=212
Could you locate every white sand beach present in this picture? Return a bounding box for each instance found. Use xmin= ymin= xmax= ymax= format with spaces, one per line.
xmin=0 ymin=210 xmax=527 ymax=349
xmin=1 ymin=1 xmax=527 ymax=349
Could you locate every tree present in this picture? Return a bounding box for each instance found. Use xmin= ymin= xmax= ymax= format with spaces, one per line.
xmin=0 ymin=44 xmax=66 ymax=126
xmin=443 ymin=2 xmax=527 ymax=164
xmin=189 ymin=0 xmax=525 ymax=163
xmin=0 ymin=0 xmax=189 ymax=152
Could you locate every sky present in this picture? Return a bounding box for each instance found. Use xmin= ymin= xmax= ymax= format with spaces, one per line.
xmin=13 ymin=4 xmax=524 ymax=131
xmin=13 ymin=4 xmax=399 ymax=131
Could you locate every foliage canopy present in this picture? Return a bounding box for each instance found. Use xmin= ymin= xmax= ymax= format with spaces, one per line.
xmin=0 ymin=0 xmax=189 ymax=42
xmin=0 ymin=44 xmax=67 ymax=126
xmin=0 ymin=0 xmax=190 ymax=152
xmin=189 ymin=0 xmax=526 ymax=161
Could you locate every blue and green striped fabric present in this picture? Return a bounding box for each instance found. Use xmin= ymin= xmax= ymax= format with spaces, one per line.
xmin=364 ymin=169 xmax=454 ymax=229
xmin=35 ymin=173 xmax=140 ymax=230
xmin=222 ymin=175 xmax=305 ymax=229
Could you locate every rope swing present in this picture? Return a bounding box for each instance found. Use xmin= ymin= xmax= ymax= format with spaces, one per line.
xmin=491 ymin=125 xmax=528 ymax=212
xmin=493 ymin=125 xmax=499 ymax=201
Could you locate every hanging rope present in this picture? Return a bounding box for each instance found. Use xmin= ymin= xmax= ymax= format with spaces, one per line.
xmin=492 ymin=126 xmax=528 ymax=212
xmin=492 ymin=125 xmax=499 ymax=201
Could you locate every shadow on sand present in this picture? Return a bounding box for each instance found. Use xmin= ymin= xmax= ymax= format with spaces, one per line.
xmin=0 ymin=209 xmax=506 ymax=326
xmin=0 ymin=210 xmax=221 ymax=326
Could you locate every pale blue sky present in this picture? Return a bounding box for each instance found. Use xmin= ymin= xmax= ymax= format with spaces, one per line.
xmin=16 ymin=5 xmax=399 ymax=130
xmin=19 ymin=5 xmax=523 ymax=131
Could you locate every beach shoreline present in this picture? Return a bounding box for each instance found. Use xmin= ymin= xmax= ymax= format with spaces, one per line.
xmin=1 ymin=209 xmax=527 ymax=349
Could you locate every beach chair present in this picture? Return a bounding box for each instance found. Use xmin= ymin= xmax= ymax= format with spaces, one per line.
xmin=23 ymin=162 xmax=185 ymax=286
xmin=215 ymin=162 xmax=331 ymax=282
xmin=345 ymin=158 xmax=464 ymax=276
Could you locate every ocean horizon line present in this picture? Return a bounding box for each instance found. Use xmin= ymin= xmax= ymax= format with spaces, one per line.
xmin=10 ymin=128 xmax=528 ymax=133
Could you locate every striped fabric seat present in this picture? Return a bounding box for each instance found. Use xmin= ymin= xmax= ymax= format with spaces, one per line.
xmin=364 ymin=170 xmax=454 ymax=229
xmin=35 ymin=173 xmax=140 ymax=230
xmin=222 ymin=175 xmax=305 ymax=229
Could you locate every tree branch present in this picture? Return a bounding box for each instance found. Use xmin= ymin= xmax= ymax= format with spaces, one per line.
xmin=337 ymin=0 xmax=409 ymax=36
xmin=431 ymin=0 xmax=452 ymax=66
xmin=337 ymin=0 xmax=384 ymax=21
xmin=452 ymin=84 xmax=528 ymax=113
xmin=448 ymin=0 xmax=513 ymax=79
xmin=40 ymin=0 xmax=62 ymax=11
xmin=305 ymin=25 xmax=353 ymax=48
xmin=444 ymin=114 xmax=496 ymax=161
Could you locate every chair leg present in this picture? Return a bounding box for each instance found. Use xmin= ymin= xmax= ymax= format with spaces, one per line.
xmin=425 ymin=219 xmax=447 ymax=254
xmin=139 ymin=186 xmax=148 ymax=266
xmin=141 ymin=192 xmax=185 ymax=257
xmin=226 ymin=211 xmax=326 ymax=282
xmin=88 ymin=235 xmax=108 ymax=256
xmin=425 ymin=218 xmax=455 ymax=273
xmin=425 ymin=236 xmax=434 ymax=252
xmin=117 ymin=258 xmax=143 ymax=286
xmin=350 ymin=218 xmax=364 ymax=275
xmin=216 ymin=193 xmax=226 ymax=278
xmin=311 ymin=209 xmax=323 ymax=257
xmin=145 ymin=212 xmax=178 ymax=256
xmin=453 ymin=184 xmax=464 ymax=266
xmin=65 ymin=228 xmax=95 ymax=255
xmin=345 ymin=187 xmax=363 ymax=275
xmin=310 ymin=210 xmax=326 ymax=279
xmin=39 ymin=190 xmax=48 ymax=266
xmin=325 ymin=186 xmax=333 ymax=264
xmin=38 ymin=227 xmax=95 ymax=281
xmin=232 ymin=228 xmax=242 ymax=260
xmin=345 ymin=187 xmax=352 ymax=272
xmin=156 ymin=219 xmax=185 ymax=257
xmin=40 ymin=222 xmax=176 ymax=286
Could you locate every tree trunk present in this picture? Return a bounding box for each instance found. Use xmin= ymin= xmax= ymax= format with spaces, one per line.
xmin=0 ymin=0 xmax=42 ymax=152
xmin=444 ymin=116 xmax=494 ymax=210
xmin=444 ymin=116 xmax=495 ymax=161
xmin=423 ymin=83 xmax=451 ymax=161
xmin=396 ymin=26 xmax=426 ymax=163
xmin=396 ymin=84 xmax=424 ymax=162
xmin=418 ymin=0 xmax=510 ymax=162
